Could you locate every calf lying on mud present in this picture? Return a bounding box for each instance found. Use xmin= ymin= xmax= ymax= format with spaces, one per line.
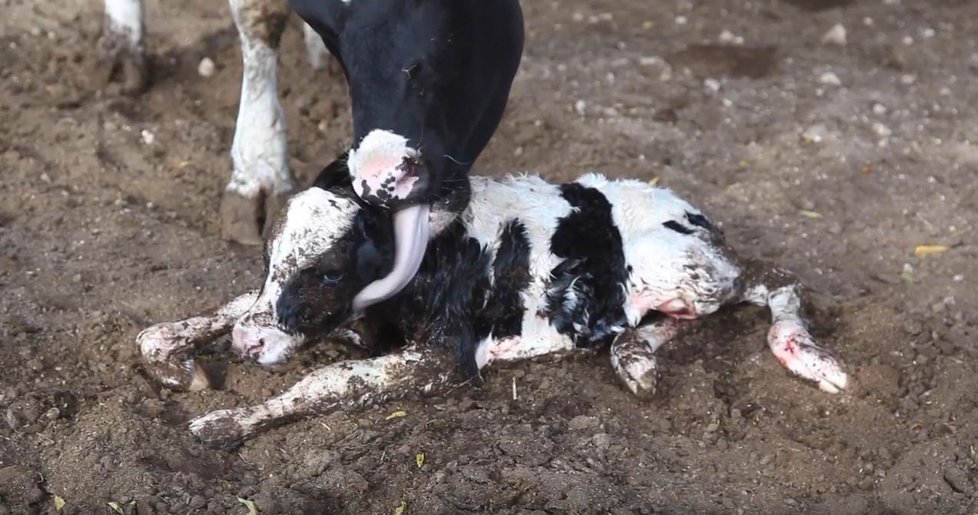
xmin=138 ymin=159 xmax=848 ymax=448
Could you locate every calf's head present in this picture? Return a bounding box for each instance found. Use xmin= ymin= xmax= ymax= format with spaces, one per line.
xmin=292 ymin=0 xmax=525 ymax=308
xmin=231 ymin=187 xmax=393 ymax=365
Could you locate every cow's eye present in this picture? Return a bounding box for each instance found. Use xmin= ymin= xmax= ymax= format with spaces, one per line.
xmin=322 ymin=270 xmax=345 ymax=285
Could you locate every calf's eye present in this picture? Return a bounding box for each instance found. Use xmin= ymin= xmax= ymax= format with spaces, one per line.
xmin=322 ymin=270 xmax=345 ymax=285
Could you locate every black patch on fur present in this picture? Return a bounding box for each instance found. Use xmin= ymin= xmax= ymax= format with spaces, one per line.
xmin=475 ymin=219 xmax=531 ymax=339
xmin=290 ymin=0 xmax=524 ymax=210
xmin=370 ymin=220 xmax=492 ymax=379
xmin=685 ymin=211 xmax=712 ymax=230
xmin=545 ymin=183 xmax=629 ymax=349
xmin=276 ymin=207 xmax=394 ymax=339
xmin=311 ymin=152 xmax=352 ymax=191
xmin=663 ymin=220 xmax=694 ymax=234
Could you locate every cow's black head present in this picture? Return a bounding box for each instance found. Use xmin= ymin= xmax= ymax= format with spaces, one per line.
xmin=290 ymin=0 xmax=524 ymax=308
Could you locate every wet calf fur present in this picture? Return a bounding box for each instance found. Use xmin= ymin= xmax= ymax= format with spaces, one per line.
xmin=137 ymin=161 xmax=848 ymax=448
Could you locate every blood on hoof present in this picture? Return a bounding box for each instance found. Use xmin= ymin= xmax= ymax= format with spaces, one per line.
xmin=767 ymin=320 xmax=848 ymax=394
xmin=219 ymin=188 xmax=289 ymax=246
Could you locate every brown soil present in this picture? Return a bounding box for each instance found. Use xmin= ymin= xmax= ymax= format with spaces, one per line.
xmin=2 ymin=0 xmax=977 ymax=513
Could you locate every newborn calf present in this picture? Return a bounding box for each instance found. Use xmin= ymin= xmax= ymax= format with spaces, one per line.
xmin=138 ymin=160 xmax=848 ymax=448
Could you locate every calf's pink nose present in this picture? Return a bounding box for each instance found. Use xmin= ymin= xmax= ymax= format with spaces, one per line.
xmin=231 ymin=324 xmax=262 ymax=358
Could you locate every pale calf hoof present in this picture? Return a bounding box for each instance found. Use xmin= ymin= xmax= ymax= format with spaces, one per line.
xmin=189 ymin=409 xmax=254 ymax=450
xmin=611 ymin=349 xmax=659 ymax=399
xmin=188 ymin=363 xmax=212 ymax=392
xmin=94 ymin=38 xmax=148 ymax=95
xmin=146 ymin=357 xmax=206 ymax=392
xmin=137 ymin=325 xmax=207 ymax=391
xmin=219 ymin=189 xmax=289 ymax=245
xmin=768 ymin=321 xmax=849 ymax=394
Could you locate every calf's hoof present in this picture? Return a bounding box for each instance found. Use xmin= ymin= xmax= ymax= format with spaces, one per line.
xmin=768 ymin=320 xmax=849 ymax=394
xmin=189 ymin=409 xmax=255 ymax=450
xmin=147 ymin=359 xmax=211 ymax=392
xmin=611 ymin=350 xmax=659 ymax=399
xmin=220 ymin=189 xmax=289 ymax=246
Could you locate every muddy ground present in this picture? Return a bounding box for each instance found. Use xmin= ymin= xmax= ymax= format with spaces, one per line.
xmin=1 ymin=0 xmax=977 ymax=513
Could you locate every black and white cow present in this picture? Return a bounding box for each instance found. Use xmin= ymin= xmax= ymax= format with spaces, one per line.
xmin=137 ymin=158 xmax=849 ymax=448
xmin=98 ymin=0 xmax=524 ymax=287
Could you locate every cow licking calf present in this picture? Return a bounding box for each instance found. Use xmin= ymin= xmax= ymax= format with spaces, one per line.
xmin=137 ymin=160 xmax=849 ymax=448
xmin=98 ymin=0 xmax=524 ymax=292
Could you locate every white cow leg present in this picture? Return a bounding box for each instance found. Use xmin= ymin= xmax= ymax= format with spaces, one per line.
xmin=221 ymin=0 xmax=295 ymax=245
xmin=97 ymin=0 xmax=149 ymax=94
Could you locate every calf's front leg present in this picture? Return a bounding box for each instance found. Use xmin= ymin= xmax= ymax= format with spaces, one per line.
xmin=739 ymin=263 xmax=848 ymax=393
xmin=610 ymin=317 xmax=681 ymax=398
xmin=189 ymin=345 xmax=453 ymax=449
xmin=137 ymin=290 xmax=259 ymax=391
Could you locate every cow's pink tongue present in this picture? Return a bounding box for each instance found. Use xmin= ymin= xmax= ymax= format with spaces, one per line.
xmin=352 ymin=204 xmax=431 ymax=311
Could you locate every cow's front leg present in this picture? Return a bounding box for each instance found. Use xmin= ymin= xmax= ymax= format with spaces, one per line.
xmin=96 ymin=0 xmax=149 ymax=94
xmin=221 ymin=0 xmax=295 ymax=245
xmin=610 ymin=317 xmax=681 ymax=397
xmin=137 ymin=291 xmax=259 ymax=391
xmin=189 ymin=345 xmax=452 ymax=449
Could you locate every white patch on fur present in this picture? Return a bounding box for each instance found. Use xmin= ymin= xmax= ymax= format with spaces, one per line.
xmin=104 ymin=0 xmax=144 ymax=49
xmin=576 ymin=173 xmax=740 ymax=325
xmin=232 ymin=189 xmax=359 ymax=363
xmin=301 ymin=22 xmax=330 ymax=70
xmin=226 ymin=0 xmax=292 ymax=198
xmin=464 ymin=175 xmax=577 ymax=359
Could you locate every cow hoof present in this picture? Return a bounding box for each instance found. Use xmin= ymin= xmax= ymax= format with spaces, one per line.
xmin=95 ymin=37 xmax=149 ymax=95
xmin=189 ymin=409 xmax=253 ymax=450
xmin=220 ymin=190 xmax=288 ymax=246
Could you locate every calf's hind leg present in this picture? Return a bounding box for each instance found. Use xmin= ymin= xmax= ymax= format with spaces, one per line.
xmin=739 ymin=263 xmax=848 ymax=393
xmin=189 ymin=346 xmax=453 ymax=449
xmin=137 ymin=290 xmax=259 ymax=391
